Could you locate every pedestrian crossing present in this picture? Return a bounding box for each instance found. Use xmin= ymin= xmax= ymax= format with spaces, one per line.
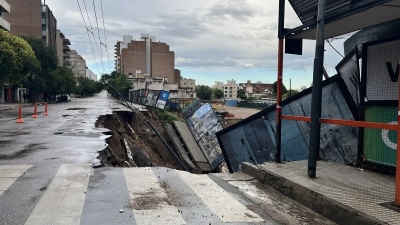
xmin=0 ymin=164 xmax=266 ymax=225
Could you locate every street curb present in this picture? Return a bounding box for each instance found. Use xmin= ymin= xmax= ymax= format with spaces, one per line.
xmin=240 ymin=162 xmax=385 ymax=225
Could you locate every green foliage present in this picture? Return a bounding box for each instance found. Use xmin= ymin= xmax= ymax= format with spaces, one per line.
xmin=155 ymin=108 xmax=183 ymax=125
xmin=49 ymin=66 xmax=76 ymax=95
xmin=282 ymin=89 xmax=299 ymax=99
xmin=195 ymin=85 xmax=212 ymax=100
xmin=237 ymin=89 xmax=247 ymax=100
xmin=213 ymin=89 xmax=224 ymax=99
xmin=0 ymin=30 xmax=40 ymax=85
xmin=22 ymin=36 xmax=59 ymax=101
xmin=76 ymin=76 xmax=102 ymax=97
xmin=272 ymin=81 xmax=288 ymax=96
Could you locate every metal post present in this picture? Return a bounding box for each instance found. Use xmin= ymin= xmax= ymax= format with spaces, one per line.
xmin=396 ymin=60 xmax=400 ymax=206
xmin=308 ymin=0 xmax=326 ymax=178
xmin=276 ymin=0 xmax=285 ymax=163
xmin=290 ymin=78 xmax=292 ymax=97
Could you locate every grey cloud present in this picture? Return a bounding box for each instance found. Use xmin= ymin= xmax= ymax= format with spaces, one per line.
xmin=205 ymin=0 xmax=259 ymax=23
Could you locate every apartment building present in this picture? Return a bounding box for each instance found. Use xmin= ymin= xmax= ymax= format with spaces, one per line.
xmin=213 ymin=79 xmax=238 ymax=99
xmin=115 ymin=34 xmax=177 ymax=84
xmin=55 ymin=29 xmax=71 ymax=66
xmin=179 ymin=78 xmax=196 ymax=98
xmin=86 ymin=68 xmax=97 ymax=81
xmin=68 ymin=50 xmax=86 ymax=78
xmin=4 ymin=0 xmax=57 ymax=49
xmin=0 ymin=0 xmax=10 ymax=31
xmin=239 ymin=80 xmax=273 ymax=97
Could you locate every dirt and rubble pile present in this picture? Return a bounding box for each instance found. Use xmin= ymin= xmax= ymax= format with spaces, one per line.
xmin=95 ymin=108 xmax=182 ymax=169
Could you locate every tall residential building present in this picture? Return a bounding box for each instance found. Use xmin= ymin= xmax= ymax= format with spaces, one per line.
xmin=55 ymin=29 xmax=71 ymax=66
xmin=0 ymin=0 xmax=10 ymax=31
xmin=115 ymin=34 xmax=177 ymax=84
xmin=213 ymin=80 xmax=238 ymax=99
xmin=68 ymin=50 xmax=86 ymax=78
xmin=4 ymin=0 xmax=57 ymax=49
xmin=86 ymin=68 xmax=97 ymax=81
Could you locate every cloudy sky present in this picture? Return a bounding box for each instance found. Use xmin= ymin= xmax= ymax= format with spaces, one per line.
xmin=44 ymin=0 xmax=347 ymax=89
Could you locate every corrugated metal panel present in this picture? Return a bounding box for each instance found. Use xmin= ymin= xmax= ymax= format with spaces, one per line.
xmin=288 ymin=0 xmax=351 ymax=24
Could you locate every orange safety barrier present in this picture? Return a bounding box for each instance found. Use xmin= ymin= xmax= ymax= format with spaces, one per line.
xmin=43 ymin=102 xmax=48 ymax=116
xmin=16 ymin=104 xmax=24 ymax=123
xmin=32 ymin=103 xmax=38 ymax=118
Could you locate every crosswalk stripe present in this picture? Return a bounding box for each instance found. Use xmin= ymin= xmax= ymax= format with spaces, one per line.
xmin=0 ymin=164 xmax=33 ymax=196
xmin=123 ymin=167 xmax=186 ymax=225
xmin=177 ymin=170 xmax=265 ymax=223
xmin=24 ymin=164 xmax=91 ymax=225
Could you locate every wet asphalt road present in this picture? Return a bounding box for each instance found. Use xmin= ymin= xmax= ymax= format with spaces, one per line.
xmin=0 ymin=92 xmax=335 ymax=225
xmin=0 ymin=92 xmax=118 ymax=224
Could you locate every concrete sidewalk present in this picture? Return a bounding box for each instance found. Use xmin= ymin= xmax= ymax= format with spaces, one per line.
xmin=241 ymin=160 xmax=400 ymax=225
xmin=0 ymin=103 xmax=31 ymax=111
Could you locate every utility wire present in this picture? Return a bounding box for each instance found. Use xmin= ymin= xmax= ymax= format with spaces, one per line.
xmin=99 ymin=0 xmax=112 ymax=72
xmin=92 ymin=0 xmax=105 ymax=74
xmin=76 ymin=0 xmax=100 ymax=74
xmin=82 ymin=0 xmax=104 ymax=75
xmin=327 ymin=39 xmax=344 ymax=58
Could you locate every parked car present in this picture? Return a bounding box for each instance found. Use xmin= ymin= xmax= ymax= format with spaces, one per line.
xmin=57 ymin=95 xmax=71 ymax=102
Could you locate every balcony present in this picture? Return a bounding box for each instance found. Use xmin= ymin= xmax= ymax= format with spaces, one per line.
xmin=0 ymin=16 xmax=10 ymax=31
xmin=63 ymin=38 xmax=71 ymax=45
xmin=0 ymin=0 xmax=10 ymax=13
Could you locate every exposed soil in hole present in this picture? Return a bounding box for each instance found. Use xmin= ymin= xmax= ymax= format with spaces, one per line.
xmin=95 ymin=108 xmax=183 ymax=170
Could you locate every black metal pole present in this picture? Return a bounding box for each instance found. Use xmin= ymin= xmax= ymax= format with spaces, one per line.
xmin=308 ymin=0 xmax=326 ymax=178
xmin=275 ymin=0 xmax=285 ymax=163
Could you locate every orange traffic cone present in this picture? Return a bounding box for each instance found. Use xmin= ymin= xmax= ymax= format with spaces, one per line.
xmin=32 ymin=103 xmax=38 ymax=118
xmin=43 ymin=102 xmax=48 ymax=116
xmin=16 ymin=104 xmax=24 ymax=123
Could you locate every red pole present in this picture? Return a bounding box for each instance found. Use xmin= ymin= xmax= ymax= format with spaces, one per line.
xmin=275 ymin=37 xmax=284 ymax=163
xmin=44 ymin=102 xmax=48 ymax=116
xmin=396 ymin=60 xmax=400 ymax=206
xmin=32 ymin=103 xmax=38 ymax=118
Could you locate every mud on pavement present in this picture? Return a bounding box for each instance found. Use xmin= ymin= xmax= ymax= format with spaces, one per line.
xmin=95 ymin=108 xmax=183 ymax=170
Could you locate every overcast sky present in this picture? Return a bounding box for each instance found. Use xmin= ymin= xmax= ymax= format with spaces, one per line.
xmin=44 ymin=0 xmax=347 ymax=89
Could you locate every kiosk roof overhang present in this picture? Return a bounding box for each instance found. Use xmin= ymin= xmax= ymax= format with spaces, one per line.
xmin=284 ymin=0 xmax=400 ymax=40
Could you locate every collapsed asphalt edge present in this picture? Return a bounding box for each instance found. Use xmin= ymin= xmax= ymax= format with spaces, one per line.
xmin=240 ymin=162 xmax=385 ymax=225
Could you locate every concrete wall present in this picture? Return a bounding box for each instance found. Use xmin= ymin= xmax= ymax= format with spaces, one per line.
xmin=69 ymin=50 xmax=86 ymax=78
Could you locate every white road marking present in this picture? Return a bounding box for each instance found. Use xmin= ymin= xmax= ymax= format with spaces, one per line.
xmin=24 ymin=164 xmax=91 ymax=225
xmin=123 ymin=168 xmax=186 ymax=225
xmin=0 ymin=164 xmax=32 ymax=195
xmin=177 ymin=171 xmax=265 ymax=223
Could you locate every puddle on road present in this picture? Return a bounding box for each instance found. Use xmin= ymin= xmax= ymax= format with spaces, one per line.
xmin=67 ymin=108 xmax=86 ymax=110
xmin=0 ymin=143 xmax=48 ymax=160
xmin=53 ymin=132 xmax=64 ymax=135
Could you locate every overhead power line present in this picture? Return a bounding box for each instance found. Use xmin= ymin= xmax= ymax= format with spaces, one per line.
xmin=92 ymin=0 xmax=105 ymax=74
xmin=76 ymin=0 xmax=100 ymax=74
xmin=99 ymin=0 xmax=112 ymax=72
xmin=81 ymin=0 xmax=104 ymax=75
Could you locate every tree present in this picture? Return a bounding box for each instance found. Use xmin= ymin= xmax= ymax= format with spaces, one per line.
xmin=272 ymin=81 xmax=288 ymax=96
xmin=0 ymin=30 xmax=40 ymax=85
xmin=213 ymin=89 xmax=224 ymax=99
xmin=282 ymin=89 xmax=299 ymax=99
xmin=22 ymin=36 xmax=58 ymax=101
xmin=237 ymin=89 xmax=247 ymax=100
xmin=195 ymin=85 xmax=213 ymax=100
xmin=49 ymin=66 xmax=76 ymax=96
